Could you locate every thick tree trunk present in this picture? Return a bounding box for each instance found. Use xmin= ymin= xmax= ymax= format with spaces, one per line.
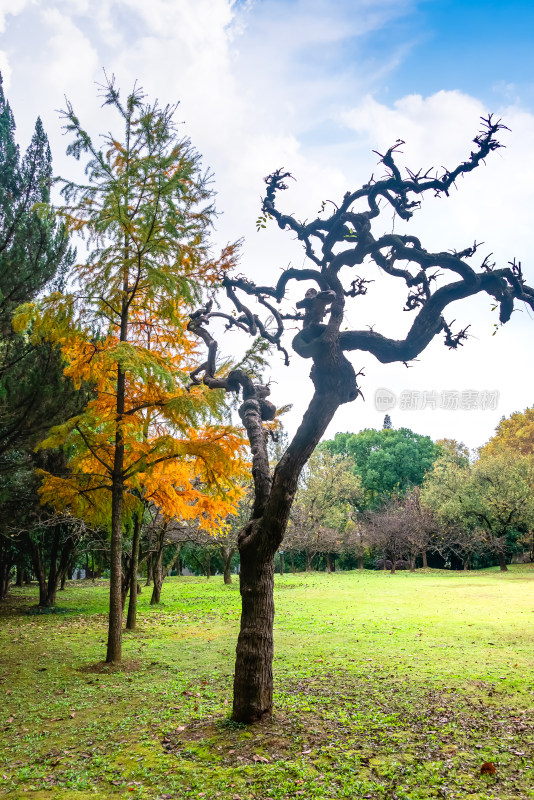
xmin=15 ymin=566 xmax=23 ymax=587
xmin=126 ymin=513 xmax=141 ymax=631
xmin=230 ymin=386 xmax=345 ymax=723
xmin=410 ymin=558 xmax=415 ymax=573
xmin=232 ymin=538 xmax=275 ymax=723
xmin=498 ymin=551 xmax=508 ymax=572
xmin=358 ymin=555 xmax=364 ymax=570
xmin=422 ymin=550 xmax=428 ymax=569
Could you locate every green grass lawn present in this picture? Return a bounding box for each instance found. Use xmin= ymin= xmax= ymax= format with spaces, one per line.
xmin=1 ymin=566 xmax=533 ymax=800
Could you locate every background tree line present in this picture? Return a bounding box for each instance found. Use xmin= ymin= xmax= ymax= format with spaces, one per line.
xmin=278 ymin=415 xmax=534 ymax=575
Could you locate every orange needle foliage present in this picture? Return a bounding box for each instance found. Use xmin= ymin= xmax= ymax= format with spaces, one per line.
xmin=35 ymin=319 xmax=248 ymax=529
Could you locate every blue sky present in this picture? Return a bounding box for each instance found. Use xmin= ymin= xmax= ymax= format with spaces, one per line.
xmin=388 ymin=0 xmax=534 ymax=105
xmin=1 ymin=0 xmax=533 ymax=449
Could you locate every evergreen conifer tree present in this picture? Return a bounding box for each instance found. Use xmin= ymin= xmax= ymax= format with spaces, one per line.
xmin=0 ymin=73 xmax=79 ymax=601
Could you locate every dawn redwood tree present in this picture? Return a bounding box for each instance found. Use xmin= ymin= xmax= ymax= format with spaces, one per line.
xmin=15 ymin=77 xmax=246 ymax=661
xmin=188 ymin=116 xmax=534 ymax=723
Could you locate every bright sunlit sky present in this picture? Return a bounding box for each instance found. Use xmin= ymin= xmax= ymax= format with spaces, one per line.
xmin=1 ymin=0 xmax=534 ymax=451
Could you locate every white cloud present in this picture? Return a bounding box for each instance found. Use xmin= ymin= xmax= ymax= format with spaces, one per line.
xmin=0 ymin=0 xmax=32 ymax=34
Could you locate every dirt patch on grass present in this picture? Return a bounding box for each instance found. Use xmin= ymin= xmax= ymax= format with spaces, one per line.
xmin=161 ymin=712 xmax=320 ymax=766
xmin=79 ymin=659 xmax=144 ymax=674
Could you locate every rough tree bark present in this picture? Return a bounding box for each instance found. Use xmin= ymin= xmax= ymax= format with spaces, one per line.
xmin=188 ymin=116 xmax=534 ymax=723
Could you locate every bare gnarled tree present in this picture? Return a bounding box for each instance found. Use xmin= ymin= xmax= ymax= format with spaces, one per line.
xmin=188 ymin=116 xmax=534 ymax=723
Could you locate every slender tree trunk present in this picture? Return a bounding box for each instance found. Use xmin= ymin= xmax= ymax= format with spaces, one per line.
xmin=221 ymin=547 xmax=234 ymax=585
xmin=106 ymin=363 xmax=126 ymax=663
xmin=47 ymin=531 xmax=75 ymax=605
xmin=165 ymin=546 xmax=181 ymax=578
xmin=279 ymin=552 xmax=284 ymax=576
xmin=151 ymin=545 xmax=163 ymax=605
xmin=422 ymin=550 xmax=428 ymax=569
xmin=29 ymin=540 xmax=49 ymax=606
xmin=410 ymin=558 xmax=415 ymax=573
xmin=326 ymin=553 xmax=332 ymax=574
xmin=126 ymin=512 xmax=141 ymax=631
xmin=331 ymin=554 xmax=336 ymax=572
xmin=15 ymin=566 xmax=23 ymax=587
xmin=37 ymin=566 xmax=47 ymax=606
xmin=145 ymin=553 xmax=152 ymax=586
xmin=357 ymin=555 xmax=364 ymax=570
xmin=0 ymin=557 xmax=12 ymax=599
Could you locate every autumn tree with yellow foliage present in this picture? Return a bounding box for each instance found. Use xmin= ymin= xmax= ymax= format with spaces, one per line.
xmin=15 ymin=77 xmax=246 ymax=662
xmin=480 ymin=407 xmax=534 ymax=458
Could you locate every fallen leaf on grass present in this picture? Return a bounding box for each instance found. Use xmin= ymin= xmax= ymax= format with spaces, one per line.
xmin=253 ymin=754 xmax=269 ymax=763
xmin=5 ymin=716 xmax=14 ymax=724
xmin=480 ymin=762 xmax=496 ymax=775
